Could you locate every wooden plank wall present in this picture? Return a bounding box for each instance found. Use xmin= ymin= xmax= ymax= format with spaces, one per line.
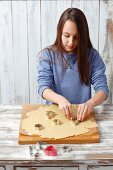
xmin=0 ymin=0 xmax=113 ymax=104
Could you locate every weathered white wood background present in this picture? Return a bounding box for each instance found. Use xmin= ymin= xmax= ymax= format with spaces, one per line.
xmin=0 ymin=0 xmax=113 ymax=104
xmin=0 ymin=104 xmax=113 ymax=169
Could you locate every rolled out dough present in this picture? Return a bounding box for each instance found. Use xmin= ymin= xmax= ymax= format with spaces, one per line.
xmin=21 ymin=104 xmax=97 ymax=139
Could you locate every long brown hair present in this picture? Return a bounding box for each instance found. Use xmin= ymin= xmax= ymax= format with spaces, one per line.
xmin=50 ymin=8 xmax=93 ymax=85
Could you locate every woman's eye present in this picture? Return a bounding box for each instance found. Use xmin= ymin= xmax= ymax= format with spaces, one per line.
xmin=64 ymin=35 xmax=69 ymax=38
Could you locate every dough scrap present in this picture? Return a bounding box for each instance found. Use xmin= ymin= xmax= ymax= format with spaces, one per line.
xmin=21 ymin=105 xmax=97 ymax=139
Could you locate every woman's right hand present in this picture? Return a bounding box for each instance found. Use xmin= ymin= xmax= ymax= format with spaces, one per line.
xmin=42 ymin=88 xmax=72 ymax=119
xmin=58 ymin=97 xmax=72 ymax=119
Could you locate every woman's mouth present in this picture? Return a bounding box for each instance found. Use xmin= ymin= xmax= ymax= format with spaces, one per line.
xmin=66 ymin=45 xmax=74 ymax=49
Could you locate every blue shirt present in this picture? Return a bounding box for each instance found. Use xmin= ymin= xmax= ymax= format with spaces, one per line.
xmin=37 ymin=47 xmax=109 ymax=104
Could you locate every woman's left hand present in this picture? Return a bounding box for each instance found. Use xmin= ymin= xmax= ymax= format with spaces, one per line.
xmin=77 ymin=101 xmax=94 ymax=121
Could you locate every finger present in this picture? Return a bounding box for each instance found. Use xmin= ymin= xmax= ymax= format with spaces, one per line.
xmin=68 ymin=105 xmax=72 ymax=119
xmin=81 ymin=105 xmax=88 ymax=121
xmin=77 ymin=106 xmax=84 ymax=121
xmin=60 ymin=107 xmax=65 ymax=116
xmin=65 ymin=106 xmax=71 ymax=119
xmin=78 ymin=106 xmax=87 ymax=121
xmin=77 ymin=105 xmax=81 ymax=120
xmin=85 ymin=108 xmax=91 ymax=118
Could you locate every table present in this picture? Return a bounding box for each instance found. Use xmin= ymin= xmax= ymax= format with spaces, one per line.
xmin=0 ymin=104 xmax=113 ymax=170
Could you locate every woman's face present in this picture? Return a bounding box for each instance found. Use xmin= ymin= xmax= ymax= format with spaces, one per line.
xmin=61 ymin=20 xmax=79 ymax=53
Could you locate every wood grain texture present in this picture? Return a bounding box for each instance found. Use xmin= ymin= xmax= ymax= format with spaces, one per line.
xmin=19 ymin=104 xmax=99 ymax=144
xmin=0 ymin=1 xmax=15 ymax=104
xmin=56 ymin=0 xmax=72 ymax=24
xmin=88 ymin=166 xmax=113 ymax=170
xmin=99 ymin=0 xmax=113 ymax=104
xmin=71 ymin=0 xmax=99 ymax=49
xmin=41 ymin=0 xmax=57 ymax=49
xmin=27 ymin=1 xmax=41 ymax=104
xmin=0 ymin=104 xmax=113 ymax=166
xmin=15 ymin=168 xmax=78 ymax=170
xmin=0 ymin=0 xmax=112 ymax=104
xmin=11 ymin=1 xmax=29 ymax=104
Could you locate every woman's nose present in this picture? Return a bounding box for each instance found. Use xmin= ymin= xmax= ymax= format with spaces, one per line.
xmin=68 ymin=38 xmax=74 ymax=45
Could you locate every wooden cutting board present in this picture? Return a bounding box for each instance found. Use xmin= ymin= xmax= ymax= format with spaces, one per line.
xmin=18 ymin=104 xmax=99 ymax=144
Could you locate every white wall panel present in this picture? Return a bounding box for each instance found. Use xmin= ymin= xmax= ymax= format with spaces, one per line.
xmin=0 ymin=0 xmax=112 ymax=104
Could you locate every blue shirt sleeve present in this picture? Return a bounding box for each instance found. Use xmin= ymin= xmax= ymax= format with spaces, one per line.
xmin=91 ymin=49 xmax=109 ymax=97
xmin=37 ymin=49 xmax=54 ymax=97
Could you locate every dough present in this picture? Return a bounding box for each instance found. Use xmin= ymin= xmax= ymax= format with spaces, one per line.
xmin=21 ymin=104 xmax=97 ymax=139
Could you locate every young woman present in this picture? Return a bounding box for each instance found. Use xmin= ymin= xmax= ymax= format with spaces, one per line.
xmin=37 ymin=8 xmax=109 ymax=121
